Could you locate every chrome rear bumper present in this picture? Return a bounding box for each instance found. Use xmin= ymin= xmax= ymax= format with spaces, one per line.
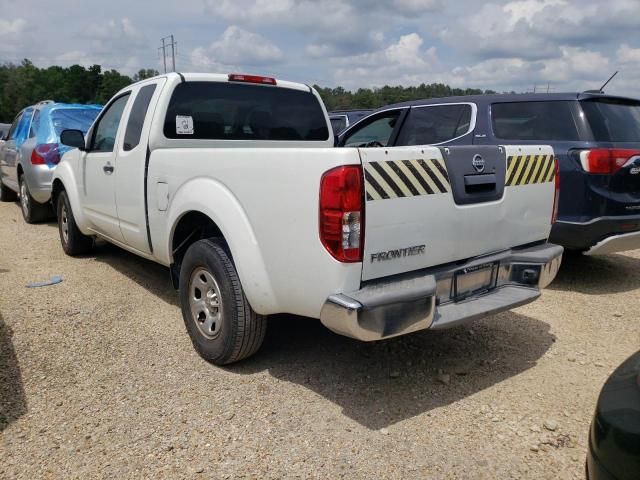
xmin=320 ymin=243 xmax=563 ymax=341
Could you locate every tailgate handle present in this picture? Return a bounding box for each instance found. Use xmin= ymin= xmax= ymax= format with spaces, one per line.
xmin=464 ymin=174 xmax=496 ymax=194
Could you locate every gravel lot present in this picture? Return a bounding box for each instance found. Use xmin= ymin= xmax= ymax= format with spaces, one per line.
xmin=1 ymin=199 xmax=639 ymax=479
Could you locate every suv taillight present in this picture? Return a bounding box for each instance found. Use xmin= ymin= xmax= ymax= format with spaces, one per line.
xmin=552 ymin=158 xmax=560 ymax=224
xmin=319 ymin=165 xmax=364 ymax=262
xmin=579 ymin=149 xmax=640 ymax=174
xmin=31 ymin=143 xmax=60 ymax=165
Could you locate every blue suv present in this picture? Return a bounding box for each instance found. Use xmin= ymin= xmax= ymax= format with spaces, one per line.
xmin=338 ymin=92 xmax=640 ymax=254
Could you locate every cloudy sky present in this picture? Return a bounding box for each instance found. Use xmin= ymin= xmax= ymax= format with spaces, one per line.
xmin=1 ymin=0 xmax=639 ymax=96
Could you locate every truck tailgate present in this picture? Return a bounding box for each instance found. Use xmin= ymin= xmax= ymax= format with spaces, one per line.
xmin=361 ymin=145 xmax=556 ymax=281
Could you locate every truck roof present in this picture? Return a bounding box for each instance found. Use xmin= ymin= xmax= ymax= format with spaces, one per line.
xmin=132 ymin=72 xmax=312 ymax=93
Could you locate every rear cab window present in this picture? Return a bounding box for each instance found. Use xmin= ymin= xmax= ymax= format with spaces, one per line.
xmin=491 ymin=101 xmax=580 ymax=141
xmin=580 ymin=98 xmax=640 ymax=142
xmin=163 ymin=82 xmax=329 ymax=141
xmin=396 ymin=104 xmax=473 ymax=145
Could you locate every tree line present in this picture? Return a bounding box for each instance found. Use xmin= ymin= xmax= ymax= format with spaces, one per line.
xmin=0 ymin=59 xmax=497 ymax=123
xmin=314 ymin=84 xmax=496 ymax=111
xmin=0 ymin=60 xmax=158 ymax=123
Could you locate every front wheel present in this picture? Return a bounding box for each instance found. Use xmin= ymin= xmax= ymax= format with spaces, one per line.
xmin=56 ymin=190 xmax=93 ymax=256
xmin=179 ymin=238 xmax=266 ymax=365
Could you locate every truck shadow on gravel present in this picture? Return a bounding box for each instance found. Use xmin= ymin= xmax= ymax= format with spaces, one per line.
xmin=235 ymin=313 xmax=555 ymax=430
xmin=549 ymin=252 xmax=640 ymax=295
xmin=90 ymin=242 xmax=555 ymax=430
xmin=0 ymin=312 xmax=27 ymax=431
xmin=93 ymin=241 xmax=178 ymax=307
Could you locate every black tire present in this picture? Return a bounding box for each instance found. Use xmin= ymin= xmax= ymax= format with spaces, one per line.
xmin=56 ymin=190 xmax=93 ymax=256
xmin=19 ymin=175 xmax=49 ymax=223
xmin=0 ymin=178 xmax=17 ymax=202
xmin=179 ymin=238 xmax=266 ymax=365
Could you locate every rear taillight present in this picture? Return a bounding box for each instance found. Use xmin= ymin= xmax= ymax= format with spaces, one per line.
xmin=31 ymin=143 xmax=60 ymax=165
xmin=319 ymin=165 xmax=364 ymax=262
xmin=228 ymin=73 xmax=277 ymax=85
xmin=552 ymin=158 xmax=560 ymax=224
xmin=579 ymin=149 xmax=640 ymax=174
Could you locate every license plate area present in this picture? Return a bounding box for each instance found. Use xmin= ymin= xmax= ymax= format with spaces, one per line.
xmin=453 ymin=261 xmax=499 ymax=301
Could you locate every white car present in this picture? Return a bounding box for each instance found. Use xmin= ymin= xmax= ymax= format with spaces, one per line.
xmin=52 ymin=72 xmax=563 ymax=364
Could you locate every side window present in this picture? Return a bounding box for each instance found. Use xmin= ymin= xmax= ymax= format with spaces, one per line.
xmin=491 ymin=101 xmax=580 ymax=141
xmin=29 ymin=110 xmax=40 ymax=139
xmin=396 ymin=104 xmax=473 ymax=146
xmin=14 ymin=108 xmax=33 ymax=144
xmin=343 ymin=111 xmax=401 ymax=147
xmin=6 ymin=113 xmax=22 ymax=140
xmin=91 ymin=94 xmax=131 ymax=153
xmin=123 ymin=84 xmax=157 ymax=151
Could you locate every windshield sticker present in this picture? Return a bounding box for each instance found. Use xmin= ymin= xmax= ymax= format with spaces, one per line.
xmin=176 ymin=115 xmax=194 ymax=135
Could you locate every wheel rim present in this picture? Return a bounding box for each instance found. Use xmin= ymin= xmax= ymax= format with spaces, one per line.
xmin=60 ymin=202 xmax=69 ymax=244
xmin=188 ymin=267 xmax=223 ymax=339
xmin=20 ymin=181 xmax=29 ymax=216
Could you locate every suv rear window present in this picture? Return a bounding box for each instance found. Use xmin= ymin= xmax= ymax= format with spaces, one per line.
xmin=580 ymin=99 xmax=640 ymax=142
xmin=164 ymin=82 xmax=329 ymax=141
xmin=396 ymin=104 xmax=473 ymax=145
xmin=492 ymin=101 xmax=580 ymax=141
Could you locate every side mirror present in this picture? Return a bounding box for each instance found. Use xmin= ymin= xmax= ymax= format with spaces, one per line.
xmin=60 ymin=129 xmax=86 ymax=150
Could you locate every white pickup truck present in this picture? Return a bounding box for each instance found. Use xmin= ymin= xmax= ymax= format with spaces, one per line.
xmin=53 ymin=72 xmax=563 ymax=364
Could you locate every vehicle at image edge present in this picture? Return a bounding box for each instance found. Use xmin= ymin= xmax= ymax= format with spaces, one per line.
xmin=0 ymin=123 xmax=10 ymax=141
xmin=0 ymin=101 xmax=102 ymax=222
xmin=586 ymin=350 xmax=640 ymax=480
xmin=52 ymin=72 xmax=563 ymax=365
xmin=329 ymin=109 xmax=373 ymax=135
xmin=338 ymin=93 xmax=640 ymax=255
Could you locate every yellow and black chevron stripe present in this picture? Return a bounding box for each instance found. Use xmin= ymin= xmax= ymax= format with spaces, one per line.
xmin=506 ymin=154 xmax=555 ymax=186
xmin=364 ymin=158 xmax=450 ymax=201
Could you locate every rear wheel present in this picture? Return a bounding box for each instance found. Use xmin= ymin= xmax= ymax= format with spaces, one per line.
xmin=56 ymin=190 xmax=93 ymax=256
xmin=179 ymin=238 xmax=266 ymax=365
xmin=19 ymin=175 xmax=49 ymax=223
xmin=0 ymin=179 xmax=17 ymax=202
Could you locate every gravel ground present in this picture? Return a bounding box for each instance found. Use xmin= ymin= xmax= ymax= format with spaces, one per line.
xmin=1 ymin=199 xmax=639 ymax=479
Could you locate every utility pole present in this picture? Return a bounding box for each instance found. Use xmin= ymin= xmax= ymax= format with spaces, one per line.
xmin=159 ymin=35 xmax=178 ymax=73
xmin=170 ymin=34 xmax=176 ymax=72
xmin=159 ymin=38 xmax=167 ymax=74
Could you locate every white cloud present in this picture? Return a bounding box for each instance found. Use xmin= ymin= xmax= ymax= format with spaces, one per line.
xmin=332 ymin=33 xmax=442 ymax=88
xmin=190 ymin=26 xmax=284 ymax=71
xmin=617 ymin=44 xmax=640 ymax=64
xmin=203 ymin=0 xmax=442 ymax=57
xmin=441 ymin=0 xmax=640 ymax=60
xmin=0 ymin=18 xmax=26 ymax=36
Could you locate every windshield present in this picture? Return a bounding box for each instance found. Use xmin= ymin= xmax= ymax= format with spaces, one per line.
xmin=51 ymin=108 xmax=100 ymax=136
xmin=581 ymin=98 xmax=640 ymax=142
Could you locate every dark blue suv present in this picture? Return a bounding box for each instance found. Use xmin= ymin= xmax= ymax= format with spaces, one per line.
xmin=338 ymin=93 xmax=640 ymax=254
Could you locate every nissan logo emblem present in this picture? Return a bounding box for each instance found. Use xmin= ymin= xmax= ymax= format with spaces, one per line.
xmin=472 ymin=154 xmax=485 ymax=173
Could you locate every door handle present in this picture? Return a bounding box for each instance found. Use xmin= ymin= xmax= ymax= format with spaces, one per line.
xmin=103 ymin=162 xmax=114 ymax=175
